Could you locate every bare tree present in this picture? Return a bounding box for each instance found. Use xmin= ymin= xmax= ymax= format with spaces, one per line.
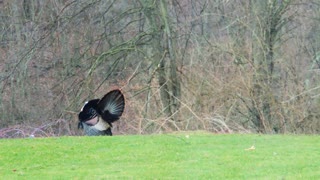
xmin=140 ymin=0 xmax=181 ymax=129
xmin=2 ymin=0 xmax=320 ymax=137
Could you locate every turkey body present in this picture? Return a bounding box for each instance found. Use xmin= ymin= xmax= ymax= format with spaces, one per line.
xmin=78 ymin=89 xmax=125 ymax=136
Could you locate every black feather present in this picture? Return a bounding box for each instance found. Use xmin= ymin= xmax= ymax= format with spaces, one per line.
xmin=78 ymin=90 xmax=125 ymax=136
xmin=97 ymin=90 xmax=125 ymax=124
xmin=78 ymin=99 xmax=99 ymax=123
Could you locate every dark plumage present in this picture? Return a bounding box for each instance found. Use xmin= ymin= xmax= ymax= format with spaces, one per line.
xmin=78 ymin=89 xmax=125 ymax=136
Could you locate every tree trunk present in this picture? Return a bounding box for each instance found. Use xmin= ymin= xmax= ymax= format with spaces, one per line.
xmin=250 ymin=0 xmax=291 ymax=133
xmin=141 ymin=0 xmax=181 ymax=128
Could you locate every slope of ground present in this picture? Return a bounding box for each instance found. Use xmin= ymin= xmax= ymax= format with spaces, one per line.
xmin=0 ymin=132 xmax=319 ymax=179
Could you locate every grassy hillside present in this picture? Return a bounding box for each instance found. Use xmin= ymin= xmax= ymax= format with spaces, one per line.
xmin=0 ymin=133 xmax=319 ymax=179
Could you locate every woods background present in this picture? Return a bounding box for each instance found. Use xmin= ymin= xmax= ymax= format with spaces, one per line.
xmin=1 ymin=0 xmax=320 ymax=137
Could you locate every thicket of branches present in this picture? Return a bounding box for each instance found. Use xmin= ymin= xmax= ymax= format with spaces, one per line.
xmin=1 ymin=0 xmax=320 ymax=138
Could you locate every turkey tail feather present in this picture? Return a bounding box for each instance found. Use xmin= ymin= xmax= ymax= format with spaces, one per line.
xmin=97 ymin=89 xmax=125 ymax=124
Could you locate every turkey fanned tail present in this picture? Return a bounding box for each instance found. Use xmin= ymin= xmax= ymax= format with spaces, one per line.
xmin=97 ymin=90 xmax=125 ymax=124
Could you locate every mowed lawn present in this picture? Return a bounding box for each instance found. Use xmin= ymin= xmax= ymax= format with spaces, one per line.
xmin=0 ymin=132 xmax=319 ymax=179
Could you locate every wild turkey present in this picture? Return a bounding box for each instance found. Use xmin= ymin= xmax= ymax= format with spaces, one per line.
xmin=78 ymin=89 xmax=125 ymax=136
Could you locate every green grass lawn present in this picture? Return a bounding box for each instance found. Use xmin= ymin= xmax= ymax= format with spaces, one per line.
xmin=0 ymin=132 xmax=319 ymax=179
